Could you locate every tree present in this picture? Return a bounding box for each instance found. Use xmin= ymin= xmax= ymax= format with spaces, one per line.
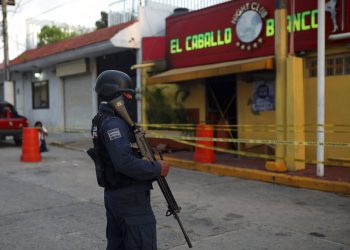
xmin=95 ymin=11 xmax=108 ymax=30
xmin=37 ymin=25 xmax=78 ymax=46
xmin=145 ymin=87 xmax=187 ymax=124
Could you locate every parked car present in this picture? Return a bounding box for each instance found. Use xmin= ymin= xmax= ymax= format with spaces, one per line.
xmin=0 ymin=101 xmax=28 ymax=145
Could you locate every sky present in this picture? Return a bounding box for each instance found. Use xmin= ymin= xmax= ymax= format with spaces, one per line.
xmin=5 ymin=0 xmax=112 ymax=60
xmin=3 ymin=0 xmax=229 ymax=61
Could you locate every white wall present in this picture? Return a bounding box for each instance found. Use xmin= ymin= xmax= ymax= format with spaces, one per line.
xmin=139 ymin=2 xmax=175 ymax=37
xmin=14 ymin=77 xmax=24 ymax=114
xmin=12 ymin=57 xmax=99 ymax=132
xmin=14 ymin=67 xmax=65 ymax=131
xmin=110 ymin=2 xmax=175 ymax=48
xmin=3 ymin=81 xmax=14 ymax=105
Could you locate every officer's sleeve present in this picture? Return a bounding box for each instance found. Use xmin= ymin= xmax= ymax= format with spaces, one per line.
xmin=101 ymin=117 xmax=161 ymax=181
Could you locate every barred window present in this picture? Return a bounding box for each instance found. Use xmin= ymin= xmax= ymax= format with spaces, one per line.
xmin=308 ymin=54 xmax=350 ymax=77
xmin=32 ymin=80 xmax=49 ymax=109
xmin=345 ymin=56 xmax=350 ymax=74
xmin=326 ymin=58 xmax=334 ymax=76
xmin=309 ymin=59 xmax=317 ymax=77
xmin=335 ymin=57 xmax=343 ymax=75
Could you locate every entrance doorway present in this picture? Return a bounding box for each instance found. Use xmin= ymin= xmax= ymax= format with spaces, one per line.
xmin=206 ymin=74 xmax=237 ymax=149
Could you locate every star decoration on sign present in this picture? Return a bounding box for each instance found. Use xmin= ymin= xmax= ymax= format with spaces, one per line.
xmin=238 ymin=35 xmax=264 ymax=51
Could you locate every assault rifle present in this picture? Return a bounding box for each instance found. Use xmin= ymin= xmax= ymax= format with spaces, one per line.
xmin=109 ymin=96 xmax=192 ymax=248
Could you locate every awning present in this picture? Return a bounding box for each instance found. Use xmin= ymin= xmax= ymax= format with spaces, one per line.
xmin=147 ymin=56 xmax=274 ymax=85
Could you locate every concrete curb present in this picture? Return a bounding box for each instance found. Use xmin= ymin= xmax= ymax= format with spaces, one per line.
xmin=163 ymin=156 xmax=350 ymax=195
xmin=49 ymin=140 xmax=350 ymax=195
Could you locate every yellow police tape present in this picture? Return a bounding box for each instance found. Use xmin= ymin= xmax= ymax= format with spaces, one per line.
xmin=62 ymin=125 xmax=350 ymax=167
xmin=140 ymin=123 xmax=350 ymax=128
xmin=146 ymin=133 xmax=350 ymax=148
xmin=146 ymin=132 xmax=350 ymax=168
xmin=140 ymin=123 xmax=350 ymax=133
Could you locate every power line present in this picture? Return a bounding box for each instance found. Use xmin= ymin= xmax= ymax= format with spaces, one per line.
xmin=27 ymin=0 xmax=80 ymax=20
xmin=11 ymin=0 xmax=24 ymax=17
xmin=20 ymin=0 xmax=35 ymax=7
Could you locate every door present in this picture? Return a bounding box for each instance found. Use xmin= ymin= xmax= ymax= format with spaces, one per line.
xmin=206 ymin=74 xmax=237 ymax=149
xmin=64 ymin=74 xmax=92 ymax=131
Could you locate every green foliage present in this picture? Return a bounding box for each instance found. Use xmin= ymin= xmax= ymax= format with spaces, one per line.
xmin=95 ymin=11 xmax=108 ymax=30
xmin=145 ymin=87 xmax=187 ymax=124
xmin=37 ymin=25 xmax=78 ymax=46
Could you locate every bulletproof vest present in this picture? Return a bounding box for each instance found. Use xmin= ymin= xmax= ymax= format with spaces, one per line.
xmin=91 ymin=112 xmax=137 ymax=189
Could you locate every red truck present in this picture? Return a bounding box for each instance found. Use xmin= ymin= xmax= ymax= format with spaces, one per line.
xmin=0 ymin=101 xmax=29 ymax=145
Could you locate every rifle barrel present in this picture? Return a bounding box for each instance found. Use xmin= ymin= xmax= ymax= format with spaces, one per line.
xmin=174 ymin=212 xmax=193 ymax=248
xmin=136 ymin=128 xmax=192 ymax=248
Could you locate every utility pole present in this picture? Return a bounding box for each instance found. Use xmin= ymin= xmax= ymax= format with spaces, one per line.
xmin=1 ymin=0 xmax=15 ymax=104
xmin=2 ymin=0 xmax=10 ymax=81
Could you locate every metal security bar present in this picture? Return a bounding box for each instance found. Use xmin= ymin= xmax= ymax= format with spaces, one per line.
xmin=108 ymin=0 xmax=230 ymax=26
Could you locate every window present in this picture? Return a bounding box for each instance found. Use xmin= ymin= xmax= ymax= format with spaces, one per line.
xmin=335 ymin=57 xmax=343 ymax=75
xmin=326 ymin=58 xmax=334 ymax=76
xmin=308 ymin=59 xmax=317 ymax=77
xmin=307 ymin=54 xmax=350 ymax=77
xmin=345 ymin=55 xmax=350 ymax=74
xmin=32 ymin=80 xmax=49 ymax=109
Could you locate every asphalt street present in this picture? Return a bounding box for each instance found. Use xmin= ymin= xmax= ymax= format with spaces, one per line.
xmin=0 ymin=140 xmax=350 ymax=250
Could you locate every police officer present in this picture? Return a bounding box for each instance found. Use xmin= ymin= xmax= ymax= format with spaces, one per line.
xmin=93 ymin=70 xmax=170 ymax=250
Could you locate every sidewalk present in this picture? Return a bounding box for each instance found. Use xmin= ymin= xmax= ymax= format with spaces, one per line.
xmin=47 ymin=132 xmax=350 ymax=195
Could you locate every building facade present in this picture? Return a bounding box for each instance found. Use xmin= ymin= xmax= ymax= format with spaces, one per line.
xmin=143 ymin=0 xmax=350 ymax=169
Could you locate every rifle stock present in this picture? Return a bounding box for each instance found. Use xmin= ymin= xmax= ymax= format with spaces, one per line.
xmin=109 ymin=96 xmax=192 ymax=248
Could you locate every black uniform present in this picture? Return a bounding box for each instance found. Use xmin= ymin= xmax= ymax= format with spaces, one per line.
xmin=94 ymin=102 xmax=161 ymax=250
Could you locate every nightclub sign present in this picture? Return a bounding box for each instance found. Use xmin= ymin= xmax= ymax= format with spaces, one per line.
xmin=166 ymin=0 xmax=349 ymax=68
xmin=232 ymin=2 xmax=268 ymax=51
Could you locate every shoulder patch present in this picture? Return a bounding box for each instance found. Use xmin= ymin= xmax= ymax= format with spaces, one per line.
xmin=107 ymin=128 xmax=122 ymax=141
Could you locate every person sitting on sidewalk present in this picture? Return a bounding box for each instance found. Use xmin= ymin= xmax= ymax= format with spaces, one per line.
xmin=34 ymin=121 xmax=49 ymax=152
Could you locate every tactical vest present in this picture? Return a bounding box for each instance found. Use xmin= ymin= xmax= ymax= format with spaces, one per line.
xmin=91 ymin=112 xmax=137 ymax=189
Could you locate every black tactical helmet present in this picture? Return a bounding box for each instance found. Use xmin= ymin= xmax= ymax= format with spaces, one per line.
xmin=95 ymin=70 xmax=134 ymax=100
